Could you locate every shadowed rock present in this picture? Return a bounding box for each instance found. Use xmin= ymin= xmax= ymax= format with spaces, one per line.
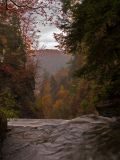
xmin=0 ymin=112 xmax=7 ymax=159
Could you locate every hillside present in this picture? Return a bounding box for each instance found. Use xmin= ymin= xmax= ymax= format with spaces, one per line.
xmin=34 ymin=49 xmax=72 ymax=75
xmin=31 ymin=49 xmax=72 ymax=94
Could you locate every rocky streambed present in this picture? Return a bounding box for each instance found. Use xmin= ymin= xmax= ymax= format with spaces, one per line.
xmin=2 ymin=115 xmax=120 ymax=160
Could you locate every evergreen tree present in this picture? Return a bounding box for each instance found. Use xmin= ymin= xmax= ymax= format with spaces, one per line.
xmin=59 ymin=0 xmax=120 ymax=115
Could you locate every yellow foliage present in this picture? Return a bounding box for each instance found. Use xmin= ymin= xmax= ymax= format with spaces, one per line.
xmin=53 ymin=99 xmax=63 ymax=109
xmin=57 ymin=85 xmax=69 ymax=99
xmin=42 ymin=95 xmax=53 ymax=106
xmin=41 ymin=95 xmax=53 ymax=118
xmin=43 ymin=82 xmax=51 ymax=95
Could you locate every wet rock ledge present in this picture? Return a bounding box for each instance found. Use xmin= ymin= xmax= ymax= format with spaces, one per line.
xmin=2 ymin=115 xmax=120 ymax=160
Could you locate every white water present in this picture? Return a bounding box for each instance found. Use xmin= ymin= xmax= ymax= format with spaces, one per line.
xmin=2 ymin=115 xmax=120 ymax=160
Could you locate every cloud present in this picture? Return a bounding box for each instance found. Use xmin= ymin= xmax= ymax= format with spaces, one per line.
xmin=38 ymin=24 xmax=61 ymax=49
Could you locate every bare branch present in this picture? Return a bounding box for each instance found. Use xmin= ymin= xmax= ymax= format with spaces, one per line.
xmin=9 ymin=0 xmax=48 ymax=10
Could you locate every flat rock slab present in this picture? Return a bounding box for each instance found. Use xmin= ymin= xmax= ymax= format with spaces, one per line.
xmin=2 ymin=115 xmax=120 ymax=160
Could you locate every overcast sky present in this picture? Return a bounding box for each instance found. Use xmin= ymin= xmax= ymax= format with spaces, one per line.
xmin=37 ymin=24 xmax=61 ymax=49
xmin=32 ymin=0 xmax=62 ymax=49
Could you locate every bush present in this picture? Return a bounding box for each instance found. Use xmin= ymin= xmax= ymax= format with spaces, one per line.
xmin=0 ymin=88 xmax=19 ymax=118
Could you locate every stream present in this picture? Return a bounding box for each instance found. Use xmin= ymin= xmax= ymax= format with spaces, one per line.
xmin=2 ymin=115 xmax=120 ymax=160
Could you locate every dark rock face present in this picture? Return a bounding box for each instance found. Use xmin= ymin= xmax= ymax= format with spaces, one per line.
xmin=0 ymin=113 xmax=7 ymax=141
xmin=96 ymin=100 xmax=120 ymax=117
xmin=0 ymin=112 xmax=7 ymax=159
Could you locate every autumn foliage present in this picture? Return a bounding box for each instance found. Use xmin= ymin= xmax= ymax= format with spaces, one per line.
xmin=0 ymin=0 xmax=61 ymax=118
xmin=0 ymin=1 xmax=36 ymax=117
xmin=34 ymin=63 xmax=97 ymax=119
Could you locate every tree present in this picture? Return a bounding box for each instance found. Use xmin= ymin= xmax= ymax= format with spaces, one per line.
xmin=0 ymin=0 xmax=61 ymax=50
xmin=0 ymin=0 xmax=62 ymax=118
xmin=50 ymin=75 xmax=58 ymax=100
xmin=0 ymin=8 xmax=36 ymax=117
xmin=58 ymin=0 xmax=120 ymax=115
xmin=52 ymin=84 xmax=71 ymax=118
xmin=41 ymin=82 xmax=53 ymax=118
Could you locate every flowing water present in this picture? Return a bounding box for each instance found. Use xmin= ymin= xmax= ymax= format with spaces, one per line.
xmin=2 ymin=115 xmax=120 ymax=160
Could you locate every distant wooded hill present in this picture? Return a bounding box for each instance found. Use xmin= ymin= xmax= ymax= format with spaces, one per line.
xmin=30 ymin=49 xmax=73 ymax=94
xmin=33 ymin=49 xmax=72 ymax=75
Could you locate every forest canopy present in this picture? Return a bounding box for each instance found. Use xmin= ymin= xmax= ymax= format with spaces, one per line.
xmin=56 ymin=0 xmax=120 ymax=116
xmin=0 ymin=0 xmax=62 ymax=118
xmin=0 ymin=0 xmax=120 ymax=119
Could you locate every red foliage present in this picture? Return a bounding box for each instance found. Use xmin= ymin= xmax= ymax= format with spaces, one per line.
xmin=0 ymin=0 xmax=61 ymax=51
xmin=0 ymin=64 xmax=15 ymax=75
